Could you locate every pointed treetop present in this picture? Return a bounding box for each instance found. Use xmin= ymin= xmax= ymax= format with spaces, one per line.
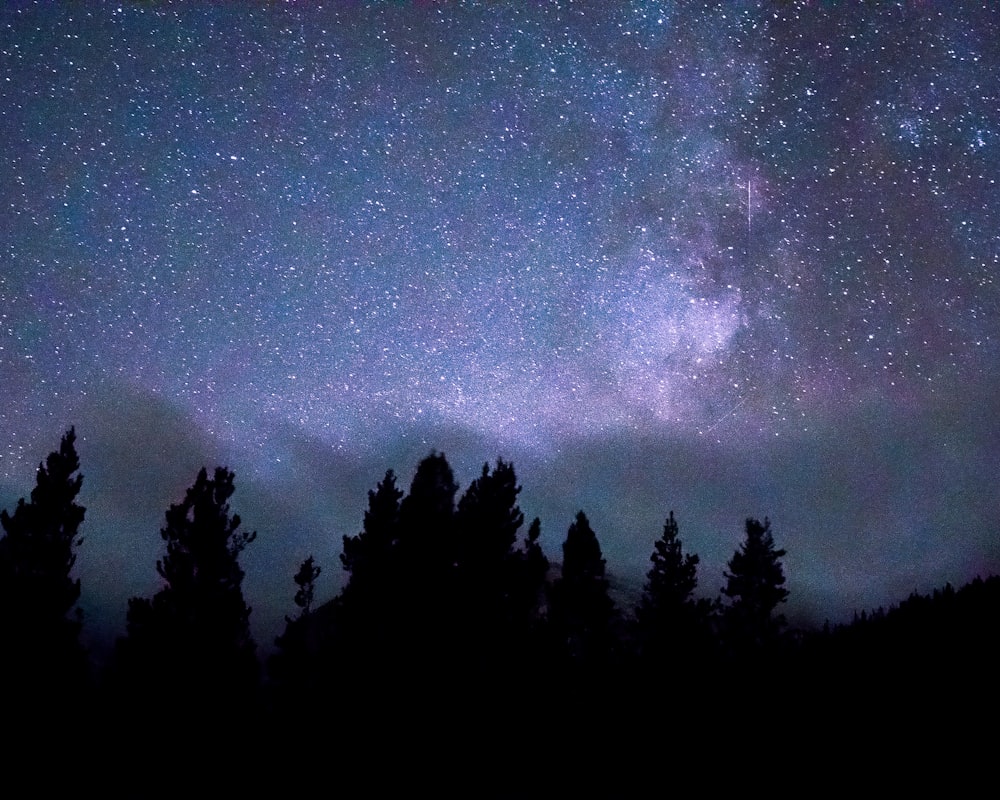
xmin=342 ymin=469 xmax=403 ymax=576
xmin=641 ymin=510 xmax=699 ymax=611
xmin=0 ymin=426 xmax=86 ymax=648
xmin=157 ymin=466 xmax=256 ymax=586
xmin=401 ymin=451 xmax=458 ymax=524
xmin=293 ymin=556 xmax=322 ymax=617
xmin=456 ymin=457 xmax=524 ymax=561
xmin=562 ymin=511 xmax=606 ymax=582
xmin=31 ymin=427 xmax=84 ymax=511
xmin=722 ymin=516 xmax=788 ymax=617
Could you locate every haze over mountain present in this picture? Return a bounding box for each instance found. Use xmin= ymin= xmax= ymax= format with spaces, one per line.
xmin=2 ymin=2 xmax=998 ymax=646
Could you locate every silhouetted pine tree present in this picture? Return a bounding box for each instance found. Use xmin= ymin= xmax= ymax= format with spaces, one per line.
xmin=340 ymin=469 xmax=402 ymax=596
xmin=720 ymin=517 xmax=789 ymax=657
xmin=334 ymin=454 xmax=460 ymax=684
xmin=292 ymin=555 xmax=321 ymax=617
xmin=495 ymin=515 xmax=551 ymax=693
xmin=335 ymin=469 xmax=402 ymax=662
xmin=269 ymin=556 xmax=324 ymax=713
xmin=456 ymin=459 xmax=523 ymax=579
xmin=116 ymin=466 xmax=258 ymax=711
xmin=453 ymin=459 xmax=525 ymax=664
xmin=396 ymin=452 xmax=459 ymax=652
xmin=272 ymin=556 xmax=322 ymax=650
xmin=510 ymin=517 xmax=549 ymax=633
xmin=547 ymin=511 xmax=618 ymax=668
xmin=635 ymin=511 xmax=714 ymax=667
xmin=397 ymin=451 xmax=458 ymax=577
xmin=0 ymin=428 xmax=87 ymax=699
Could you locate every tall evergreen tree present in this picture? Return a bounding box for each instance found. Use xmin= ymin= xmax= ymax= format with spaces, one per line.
xmin=395 ymin=452 xmax=459 ymax=663
xmin=393 ymin=452 xmax=458 ymax=586
xmin=454 ymin=460 xmax=523 ymax=632
xmin=547 ymin=511 xmax=617 ymax=667
xmin=337 ymin=469 xmax=403 ymax=648
xmin=635 ymin=511 xmax=712 ymax=664
xmin=117 ymin=466 xmax=258 ymax=708
xmin=340 ymin=469 xmax=402 ymax=596
xmin=0 ymin=428 xmax=87 ymax=694
xmin=455 ymin=459 xmax=524 ymax=571
xmin=270 ymin=556 xmax=324 ymax=710
xmin=503 ymin=515 xmax=550 ymax=677
xmin=397 ymin=451 xmax=458 ymax=574
xmin=510 ymin=516 xmax=549 ymax=630
xmin=720 ymin=517 xmax=789 ymax=654
xmin=640 ymin=512 xmax=698 ymax=613
xmin=448 ymin=458 xmax=540 ymax=675
xmin=291 ymin=555 xmax=321 ymax=618
xmin=335 ymin=454 xmax=459 ymax=679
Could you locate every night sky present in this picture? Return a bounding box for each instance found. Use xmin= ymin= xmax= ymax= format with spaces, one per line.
xmin=2 ymin=1 xmax=998 ymax=648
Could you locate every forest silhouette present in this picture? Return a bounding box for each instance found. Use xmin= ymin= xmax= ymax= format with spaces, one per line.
xmin=1 ymin=428 xmax=995 ymax=787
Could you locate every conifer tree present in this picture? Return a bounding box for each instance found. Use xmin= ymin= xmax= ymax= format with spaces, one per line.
xmin=117 ymin=466 xmax=258 ymax=707
xmin=0 ymin=428 xmax=87 ymax=694
xmin=336 ymin=455 xmax=460 ymax=676
xmin=454 ymin=459 xmax=524 ymax=638
xmin=292 ymin=555 xmax=321 ymax=617
xmin=395 ymin=452 xmax=459 ymax=662
xmin=504 ymin=516 xmax=550 ymax=671
xmin=510 ymin=516 xmax=549 ymax=628
xmin=393 ymin=452 xmax=458 ymax=589
xmin=334 ymin=468 xmax=405 ymax=678
xmin=547 ymin=511 xmax=617 ymax=666
xmin=635 ymin=511 xmax=712 ymax=664
xmin=640 ymin=512 xmax=698 ymax=613
xmin=270 ymin=556 xmax=324 ymax=706
xmin=455 ymin=459 xmax=524 ymax=572
xmin=397 ymin=451 xmax=458 ymax=575
xmin=340 ymin=469 xmax=402 ymax=595
xmin=720 ymin=517 xmax=789 ymax=654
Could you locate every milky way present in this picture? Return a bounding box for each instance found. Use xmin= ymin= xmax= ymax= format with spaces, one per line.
xmin=2 ymin=2 xmax=998 ymax=644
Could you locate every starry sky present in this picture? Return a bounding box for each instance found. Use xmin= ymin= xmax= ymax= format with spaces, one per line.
xmin=2 ymin=1 xmax=998 ymax=647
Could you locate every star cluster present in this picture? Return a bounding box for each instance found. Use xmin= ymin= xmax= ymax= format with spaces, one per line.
xmin=2 ymin=2 xmax=998 ymax=638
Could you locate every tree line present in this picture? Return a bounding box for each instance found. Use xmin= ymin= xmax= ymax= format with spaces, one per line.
xmin=1 ymin=428 xmax=996 ymax=779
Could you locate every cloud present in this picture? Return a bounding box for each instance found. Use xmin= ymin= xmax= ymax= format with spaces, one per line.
xmin=15 ymin=374 xmax=996 ymax=657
